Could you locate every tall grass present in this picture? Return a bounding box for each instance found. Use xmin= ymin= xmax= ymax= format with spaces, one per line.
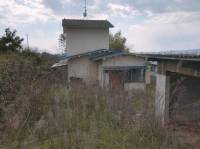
xmin=0 ymin=52 xmax=189 ymax=149
xmin=1 ymin=83 xmax=187 ymax=149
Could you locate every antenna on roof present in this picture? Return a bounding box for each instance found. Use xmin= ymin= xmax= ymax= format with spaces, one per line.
xmin=83 ymin=0 xmax=87 ymax=18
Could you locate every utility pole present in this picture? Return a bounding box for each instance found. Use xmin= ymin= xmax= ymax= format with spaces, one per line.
xmin=26 ymin=34 xmax=29 ymax=49
xmin=83 ymin=0 xmax=87 ymax=18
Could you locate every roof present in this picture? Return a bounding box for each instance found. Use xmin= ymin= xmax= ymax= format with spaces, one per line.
xmin=52 ymin=49 xmax=144 ymax=68
xmin=51 ymin=59 xmax=68 ymax=68
xmin=62 ymin=19 xmax=114 ymax=29
xmin=61 ymin=49 xmax=138 ymax=61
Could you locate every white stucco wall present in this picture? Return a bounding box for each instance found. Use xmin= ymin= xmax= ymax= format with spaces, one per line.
xmin=64 ymin=28 xmax=109 ymax=55
xmin=68 ymin=57 xmax=98 ymax=84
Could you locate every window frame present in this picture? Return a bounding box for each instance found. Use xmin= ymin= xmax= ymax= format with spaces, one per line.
xmin=124 ymin=69 xmax=145 ymax=83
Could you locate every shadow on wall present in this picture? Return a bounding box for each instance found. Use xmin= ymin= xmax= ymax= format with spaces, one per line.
xmin=169 ymin=72 xmax=200 ymax=128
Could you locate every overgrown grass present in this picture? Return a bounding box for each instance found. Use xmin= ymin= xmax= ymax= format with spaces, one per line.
xmin=1 ymin=84 xmax=187 ymax=149
xmin=0 ymin=52 xmax=189 ymax=149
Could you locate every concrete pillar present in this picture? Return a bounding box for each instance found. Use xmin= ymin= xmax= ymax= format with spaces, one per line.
xmin=155 ymin=74 xmax=170 ymax=125
xmin=145 ymin=66 xmax=151 ymax=84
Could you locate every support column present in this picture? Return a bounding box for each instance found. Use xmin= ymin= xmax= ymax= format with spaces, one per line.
xmin=155 ymin=73 xmax=170 ymax=125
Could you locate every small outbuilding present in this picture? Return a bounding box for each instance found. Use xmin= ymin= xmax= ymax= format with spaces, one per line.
xmin=53 ymin=19 xmax=150 ymax=90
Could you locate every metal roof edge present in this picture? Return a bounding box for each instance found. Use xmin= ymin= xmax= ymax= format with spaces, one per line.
xmin=60 ymin=49 xmax=115 ymax=60
xmin=62 ymin=19 xmax=114 ymax=28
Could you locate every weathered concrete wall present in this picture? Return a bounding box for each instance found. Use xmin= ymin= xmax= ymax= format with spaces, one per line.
xmin=155 ymin=74 xmax=169 ymax=125
xmin=154 ymin=59 xmax=200 ymax=125
xmin=68 ymin=57 xmax=98 ymax=84
xmin=64 ymin=28 xmax=109 ymax=55
xmin=157 ymin=60 xmax=200 ymax=77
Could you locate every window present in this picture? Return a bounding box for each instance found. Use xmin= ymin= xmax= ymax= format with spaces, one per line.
xmin=125 ymin=69 xmax=145 ymax=83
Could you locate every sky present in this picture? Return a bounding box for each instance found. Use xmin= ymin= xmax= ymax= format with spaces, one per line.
xmin=0 ymin=0 xmax=200 ymax=54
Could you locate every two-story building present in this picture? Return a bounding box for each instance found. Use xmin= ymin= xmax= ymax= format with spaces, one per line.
xmin=53 ymin=19 xmax=150 ymax=90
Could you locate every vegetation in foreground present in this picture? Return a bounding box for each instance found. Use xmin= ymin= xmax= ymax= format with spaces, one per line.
xmin=0 ymin=51 xmax=187 ymax=148
xmin=0 ymin=28 xmax=193 ymax=149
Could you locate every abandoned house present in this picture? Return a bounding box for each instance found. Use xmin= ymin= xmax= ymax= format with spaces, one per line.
xmin=53 ymin=19 xmax=150 ymax=90
xmin=148 ymin=54 xmax=200 ymax=126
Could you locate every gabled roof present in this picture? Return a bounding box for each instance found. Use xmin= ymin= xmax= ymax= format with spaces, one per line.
xmin=62 ymin=19 xmax=114 ymax=29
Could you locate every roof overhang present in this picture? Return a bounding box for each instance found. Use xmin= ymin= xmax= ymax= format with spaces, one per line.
xmin=62 ymin=19 xmax=114 ymax=29
xmin=61 ymin=49 xmax=146 ymax=62
xmin=51 ymin=59 xmax=68 ymax=68
xmin=103 ymin=65 xmax=147 ymax=71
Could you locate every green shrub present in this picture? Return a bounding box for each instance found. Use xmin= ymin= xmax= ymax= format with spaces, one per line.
xmin=0 ymin=28 xmax=23 ymax=52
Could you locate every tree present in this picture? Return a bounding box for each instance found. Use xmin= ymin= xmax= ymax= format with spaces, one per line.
xmin=0 ymin=28 xmax=24 ymax=52
xmin=58 ymin=33 xmax=67 ymax=53
xmin=109 ymin=31 xmax=129 ymax=52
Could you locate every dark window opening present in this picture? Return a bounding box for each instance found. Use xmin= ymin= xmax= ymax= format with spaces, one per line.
xmin=125 ymin=69 xmax=145 ymax=83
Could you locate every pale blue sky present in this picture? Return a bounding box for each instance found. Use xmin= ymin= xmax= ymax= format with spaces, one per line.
xmin=0 ymin=0 xmax=200 ymax=54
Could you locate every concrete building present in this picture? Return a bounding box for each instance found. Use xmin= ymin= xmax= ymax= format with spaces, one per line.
xmin=53 ymin=19 xmax=150 ymax=90
xmin=148 ymin=54 xmax=200 ymax=126
xmin=62 ymin=19 xmax=112 ymax=55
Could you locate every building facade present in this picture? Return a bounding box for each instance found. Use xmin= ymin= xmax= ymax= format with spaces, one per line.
xmin=53 ymin=19 xmax=149 ymax=90
xmin=62 ymin=19 xmax=112 ymax=55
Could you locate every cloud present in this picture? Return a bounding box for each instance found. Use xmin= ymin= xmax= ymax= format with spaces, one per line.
xmin=126 ymin=11 xmax=200 ymax=52
xmin=0 ymin=0 xmax=58 ymax=26
xmin=107 ymin=3 xmax=140 ymax=17
xmin=1 ymin=0 xmax=200 ymax=53
xmin=42 ymin=0 xmax=72 ymax=14
xmin=2 ymin=0 xmax=200 ymax=26
xmin=42 ymin=0 xmax=93 ymax=16
xmin=148 ymin=11 xmax=200 ymax=24
xmin=116 ymin=0 xmax=200 ymax=13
